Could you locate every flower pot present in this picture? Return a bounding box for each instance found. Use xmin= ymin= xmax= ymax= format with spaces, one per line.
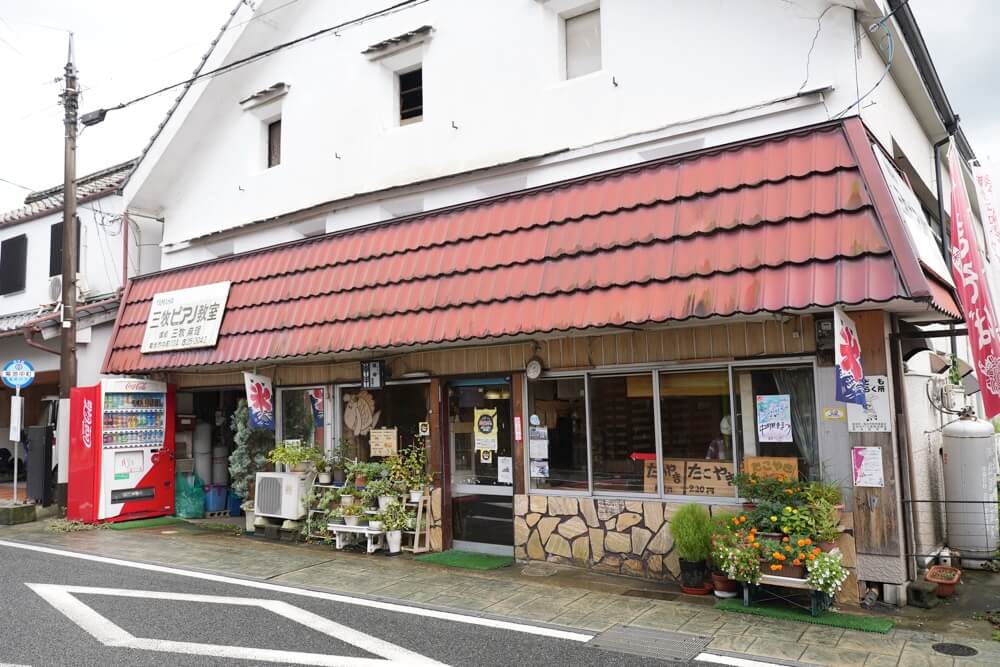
xmin=292 ymin=462 xmax=310 ymax=473
xmin=680 ymin=583 xmax=712 ymax=595
xmin=679 ymin=558 xmax=708 ymax=589
xmin=818 ymin=541 xmax=838 ymax=553
xmin=318 ymin=472 xmax=332 ymax=484
xmin=344 ymin=515 xmax=360 ymax=527
xmin=330 ymin=516 xmax=344 ymax=525
xmin=711 ymin=572 xmax=738 ymax=598
xmin=355 ymin=475 xmax=367 ymax=488
xmin=244 ymin=509 xmax=256 ymax=533
xmin=386 ymin=529 xmax=402 ymax=553
xmin=378 ymin=495 xmax=397 ymax=511
xmin=333 ymin=468 xmax=345 ymax=483
xmin=409 ymin=489 xmax=424 ymax=503
xmin=369 ymin=520 xmax=383 ymax=531
xmin=340 ymin=495 xmax=355 ymax=507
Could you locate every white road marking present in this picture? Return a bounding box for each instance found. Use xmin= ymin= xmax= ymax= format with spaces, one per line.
xmin=0 ymin=539 xmax=592 ymax=643
xmin=28 ymin=583 xmax=444 ymax=666
xmin=694 ymin=652 xmax=787 ymax=667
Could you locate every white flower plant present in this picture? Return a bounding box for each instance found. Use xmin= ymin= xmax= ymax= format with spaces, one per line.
xmin=805 ymin=550 xmax=848 ymax=597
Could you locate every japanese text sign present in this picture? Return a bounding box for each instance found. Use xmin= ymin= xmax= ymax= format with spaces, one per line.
xmin=684 ymin=460 xmax=735 ymax=497
xmin=948 ymin=143 xmax=1000 ymax=418
xmin=847 ymin=375 xmax=891 ymax=432
xmin=742 ymin=456 xmax=798 ymax=480
xmin=369 ymin=427 xmax=398 ymax=457
xmin=141 ymin=281 xmax=231 ymax=353
xmin=1 ymin=359 xmax=35 ymax=390
xmin=756 ymin=394 xmax=792 ymax=442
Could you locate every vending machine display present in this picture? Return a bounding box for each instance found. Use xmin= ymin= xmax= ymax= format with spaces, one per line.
xmin=68 ymin=378 xmax=176 ymax=523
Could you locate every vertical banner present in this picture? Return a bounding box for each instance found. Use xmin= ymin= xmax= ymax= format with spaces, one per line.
xmin=243 ymin=372 xmax=275 ymax=430
xmin=308 ymin=388 xmax=325 ymax=427
xmin=948 ymin=143 xmax=1000 ymax=418
xmin=834 ymin=307 xmax=866 ymax=406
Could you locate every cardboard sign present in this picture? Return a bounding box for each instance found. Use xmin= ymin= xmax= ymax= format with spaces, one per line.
xmin=742 ymin=456 xmax=798 ymax=480
xmin=369 ymin=427 xmax=398 ymax=457
xmin=684 ymin=460 xmax=735 ymax=497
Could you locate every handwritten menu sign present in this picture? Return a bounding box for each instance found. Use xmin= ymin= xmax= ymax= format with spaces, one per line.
xmin=369 ymin=427 xmax=398 ymax=457
xmin=756 ymin=394 xmax=792 ymax=442
xmin=642 ymin=459 xmax=735 ymax=496
xmin=685 ymin=461 xmax=736 ymax=497
xmin=742 ymin=456 xmax=798 ymax=480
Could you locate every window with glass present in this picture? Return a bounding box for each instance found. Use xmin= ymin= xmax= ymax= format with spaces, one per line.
xmin=279 ymin=387 xmax=326 ymax=450
xmin=733 ymin=366 xmax=818 ymax=480
xmin=339 ymin=383 xmax=428 ymax=461
xmin=564 ymin=8 xmax=601 ymax=79
xmin=526 ymin=377 xmax=587 ymax=491
xmin=588 ymin=374 xmax=656 ymax=493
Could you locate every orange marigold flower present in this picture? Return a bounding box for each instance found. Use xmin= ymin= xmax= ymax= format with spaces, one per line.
xmin=804 ymin=538 xmax=812 ymax=545
xmin=776 ymin=554 xmax=786 ymax=561
xmin=792 ymin=559 xmax=801 ymax=566
xmin=812 ymin=547 xmax=822 ymax=555
xmin=796 ymin=539 xmax=807 ymax=547
xmin=772 ymin=552 xmax=782 ymax=559
xmin=798 ymin=552 xmax=806 ymax=560
xmin=782 ymin=536 xmax=790 ymax=542
xmin=770 ymin=564 xmax=782 ymax=571
xmin=784 ymin=545 xmax=793 ymax=552
xmin=808 ymin=554 xmax=816 ymax=561
xmin=732 ymin=518 xmax=740 ymax=525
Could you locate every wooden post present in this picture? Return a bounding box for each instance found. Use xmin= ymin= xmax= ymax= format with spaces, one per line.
xmin=428 ymin=378 xmax=451 ymax=550
xmin=851 ymin=311 xmax=902 ymax=557
xmin=510 ymin=372 xmax=525 ymax=496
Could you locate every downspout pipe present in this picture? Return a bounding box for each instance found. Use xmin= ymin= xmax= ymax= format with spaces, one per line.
xmin=23 ymin=327 xmax=60 ymax=355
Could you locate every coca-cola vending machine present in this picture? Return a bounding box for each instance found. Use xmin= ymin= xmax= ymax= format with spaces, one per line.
xmin=68 ymin=378 xmax=176 ymax=523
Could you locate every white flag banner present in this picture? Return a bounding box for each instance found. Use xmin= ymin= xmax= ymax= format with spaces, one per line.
xmin=971 ymin=165 xmax=1000 ymax=313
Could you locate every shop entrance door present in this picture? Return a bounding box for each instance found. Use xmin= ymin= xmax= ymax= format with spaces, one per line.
xmin=447 ymin=379 xmax=514 ymax=555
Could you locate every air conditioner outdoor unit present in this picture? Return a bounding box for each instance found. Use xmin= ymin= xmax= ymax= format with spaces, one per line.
xmin=254 ymin=472 xmax=312 ymax=520
xmin=45 ymin=274 xmax=90 ymax=306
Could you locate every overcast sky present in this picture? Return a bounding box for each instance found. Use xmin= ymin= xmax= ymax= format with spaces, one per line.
xmin=0 ymin=0 xmax=996 ymax=213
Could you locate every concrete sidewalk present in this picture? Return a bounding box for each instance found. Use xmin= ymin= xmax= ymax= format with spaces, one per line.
xmin=2 ymin=518 xmax=998 ymax=666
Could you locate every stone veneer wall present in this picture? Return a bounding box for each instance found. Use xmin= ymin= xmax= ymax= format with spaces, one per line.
xmin=513 ymin=494 xmax=860 ymax=603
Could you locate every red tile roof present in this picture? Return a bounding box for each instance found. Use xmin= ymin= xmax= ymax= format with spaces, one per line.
xmin=104 ymin=119 xmax=952 ymax=373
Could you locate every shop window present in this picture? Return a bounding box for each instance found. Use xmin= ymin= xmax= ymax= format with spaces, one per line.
xmin=526 ymin=377 xmax=588 ymax=491
xmin=564 ymin=8 xmax=601 ymax=79
xmin=659 ymin=371 xmax=735 ymax=497
xmin=340 ymin=383 xmax=428 ymax=461
xmin=733 ymin=366 xmax=818 ymax=480
xmin=588 ymin=374 xmax=656 ymax=493
xmin=279 ymin=387 xmax=326 ymax=450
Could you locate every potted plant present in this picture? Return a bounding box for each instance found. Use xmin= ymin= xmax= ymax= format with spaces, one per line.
xmin=805 ymin=550 xmax=848 ymax=599
xmin=342 ymin=503 xmax=364 ymax=526
xmin=805 ymin=499 xmax=842 ymax=551
xmin=228 ymin=400 xmax=275 ymax=533
xmin=926 ymin=565 xmax=962 ymax=597
xmin=709 ymin=512 xmax=739 ymax=598
xmin=339 ymin=484 xmax=356 ymax=507
xmin=266 ymin=441 xmax=323 ymax=472
xmin=365 ymin=477 xmax=399 ymax=511
xmin=328 ymin=506 xmax=345 ymax=525
xmin=380 ymin=500 xmax=411 ymax=554
xmin=315 ymin=456 xmax=332 ymax=485
xmin=403 ymin=446 xmax=432 ymax=502
xmin=669 ymin=503 xmax=713 ymax=594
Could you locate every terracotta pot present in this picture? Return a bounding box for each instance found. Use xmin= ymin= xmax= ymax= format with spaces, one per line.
xmin=711 ymin=572 xmax=738 ymax=598
xmin=355 ymin=474 xmax=367 ymax=487
xmin=680 ymin=583 xmax=712 ymax=596
xmin=935 ymin=583 xmax=956 ymax=598
xmin=819 ymin=541 xmax=838 ymax=553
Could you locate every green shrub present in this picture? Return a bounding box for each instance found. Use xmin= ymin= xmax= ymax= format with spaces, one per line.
xmin=670 ymin=503 xmax=713 ymax=562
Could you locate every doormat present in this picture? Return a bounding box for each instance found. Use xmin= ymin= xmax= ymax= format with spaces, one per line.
xmin=714 ymin=598 xmax=894 ymax=633
xmin=414 ymin=550 xmax=513 ymax=570
xmin=107 ymin=516 xmax=187 ymax=531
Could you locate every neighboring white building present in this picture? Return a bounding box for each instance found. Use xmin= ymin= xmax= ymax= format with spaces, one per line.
xmin=0 ymin=160 xmax=161 ymax=467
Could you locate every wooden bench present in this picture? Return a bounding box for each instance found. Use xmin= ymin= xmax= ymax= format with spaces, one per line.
xmin=326 ymin=523 xmax=385 ymax=554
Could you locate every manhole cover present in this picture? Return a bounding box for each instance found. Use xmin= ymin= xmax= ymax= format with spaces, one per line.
xmin=932 ymin=643 xmax=978 ymax=657
xmin=622 ymin=589 xmax=678 ymax=601
xmin=588 ymin=625 xmax=709 ymax=662
xmin=521 ymin=564 xmax=558 ymax=577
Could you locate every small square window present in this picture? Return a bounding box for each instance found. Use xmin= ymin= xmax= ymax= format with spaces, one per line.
xmin=399 ymin=67 xmax=423 ymax=124
xmin=0 ymin=234 xmax=28 ymax=295
xmin=565 ymin=9 xmax=601 ymax=79
xmin=267 ymin=118 xmax=282 ymax=168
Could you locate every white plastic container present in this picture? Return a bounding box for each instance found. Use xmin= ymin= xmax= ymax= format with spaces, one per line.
xmin=194 ymin=452 xmax=212 ymax=485
xmin=942 ymin=416 xmax=1000 ymax=559
xmin=193 ymin=423 xmax=212 ymax=455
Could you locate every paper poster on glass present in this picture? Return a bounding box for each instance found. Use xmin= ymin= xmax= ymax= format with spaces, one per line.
xmin=497 ymin=456 xmax=513 ymax=484
xmin=474 ymin=407 xmax=498 ymax=451
xmin=852 ymin=446 xmax=884 ymax=487
xmin=756 ymin=394 xmax=792 ymax=443
xmin=529 ymin=460 xmax=550 ymax=478
xmin=527 ymin=426 xmax=548 ymax=459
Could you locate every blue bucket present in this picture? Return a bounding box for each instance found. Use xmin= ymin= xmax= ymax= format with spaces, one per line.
xmin=205 ymin=485 xmax=227 ymax=513
xmin=227 ymin=491 xmax=243 ymax=517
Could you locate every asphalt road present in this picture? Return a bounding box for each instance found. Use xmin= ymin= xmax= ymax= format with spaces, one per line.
xmin=0 ymin=540 xmax=676 ymax=667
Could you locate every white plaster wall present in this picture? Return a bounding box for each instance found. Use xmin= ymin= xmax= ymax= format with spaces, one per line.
xmin=131 ymin=0 xmax=868 ymax=253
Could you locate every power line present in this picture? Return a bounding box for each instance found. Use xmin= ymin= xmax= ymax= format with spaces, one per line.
xmin=91 ymin=0 xmax=427 ymax=118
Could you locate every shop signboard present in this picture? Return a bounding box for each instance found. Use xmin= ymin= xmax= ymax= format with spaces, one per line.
xmin=846 ymin=375 xmax=891 ymax=433
xmin=141 ymin=281 xmax=230 ymax=353
xmin=369 ymin=427 xmax=398 ymax=457
xmin=684 ymin=460 xmax=736 ymax=497
xmin=742 ymin=456 xmax=798 ymax=480
xmin=851 ymin=446 xmax=884 ymax=487
xmin=474 ymin=408 xmax=498 ymax=451
xmin=834 ymin=307 xmax=866 ymax=407
xmin=756 ymin=394 xmax=792 ymax=442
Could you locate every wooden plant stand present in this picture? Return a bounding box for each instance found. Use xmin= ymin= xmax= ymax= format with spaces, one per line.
xmin=742 ymin=574 xmax=831 ymax=617
xmin=403 ymin=490 xmax=431 ymax=554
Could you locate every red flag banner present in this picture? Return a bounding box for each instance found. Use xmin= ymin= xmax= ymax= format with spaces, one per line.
xmin=948 ymin=143 xmax=1000 ymax=418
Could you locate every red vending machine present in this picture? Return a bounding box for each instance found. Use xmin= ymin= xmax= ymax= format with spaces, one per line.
xmin=68 ymin=378 xmax=176 ymax=523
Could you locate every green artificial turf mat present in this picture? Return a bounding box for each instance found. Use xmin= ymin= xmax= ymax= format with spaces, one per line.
xmin=714 ymin=598 xmax=894 ymax=633
xmin=414 ymin=550 xmax=513 ymax=570
xmin=107 ymin=516 xmax=187 ymax=530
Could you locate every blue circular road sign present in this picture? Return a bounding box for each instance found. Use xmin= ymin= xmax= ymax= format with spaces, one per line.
xmin=1 ymin=359 xmax=35 ymax=390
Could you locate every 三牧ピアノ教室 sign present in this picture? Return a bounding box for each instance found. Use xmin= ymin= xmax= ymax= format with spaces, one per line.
xmin=140 ymin=281 xmax=231 ymax=353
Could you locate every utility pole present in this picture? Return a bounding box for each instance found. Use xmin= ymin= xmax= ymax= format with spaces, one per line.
xmin=57 ymin=34 xmax=78 ymax=504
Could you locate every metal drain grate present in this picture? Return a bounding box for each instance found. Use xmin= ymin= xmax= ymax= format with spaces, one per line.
xmin=932 ymin=642 xmax=978 ymax=657
xmin=587 ymin=624 xmax=709 ymax=662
